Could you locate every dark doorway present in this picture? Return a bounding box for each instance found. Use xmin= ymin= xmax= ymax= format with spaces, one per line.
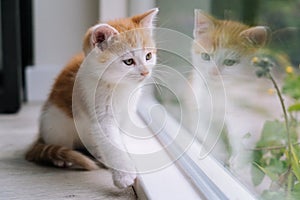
xmin=0 ymin=0 xmax=33 ymax=113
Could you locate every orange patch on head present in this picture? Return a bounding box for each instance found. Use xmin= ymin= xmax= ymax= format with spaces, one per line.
xmin=193 ymin=10 xmax=269 ymax=56
xmin=83 ymin=8 xmax=158 ymax=56
xmin=193 ymin=20 xmax=254 ymax=55
xmin=106 ymin=12 xmax=156 ymax=51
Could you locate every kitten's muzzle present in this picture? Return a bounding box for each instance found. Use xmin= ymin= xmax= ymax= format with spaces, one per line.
xmin=140 ymin=70 xmax=149 ymax=76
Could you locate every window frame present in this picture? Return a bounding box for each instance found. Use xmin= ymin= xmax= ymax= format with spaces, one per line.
xmin=132 ymin=96 xmax=257 ymax=199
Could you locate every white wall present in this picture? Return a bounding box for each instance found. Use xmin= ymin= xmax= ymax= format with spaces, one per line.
xmin=33 ymin=0 xmax=99 ymax=66
xmin=128 ymin=0 xmax=156 ymax=16
xmin=99 ymin=0 xmax=127 ymax=21
xmin=27 ymin=0 xmax=99 ymax=101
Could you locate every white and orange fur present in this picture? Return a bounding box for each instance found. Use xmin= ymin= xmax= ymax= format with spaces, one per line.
xmin=26 ymin=8 xmax=158 ymax=189
xmin=187 ymin=10 xmax=272 ymax=167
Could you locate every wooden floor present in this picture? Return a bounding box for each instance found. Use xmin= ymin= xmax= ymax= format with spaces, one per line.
xmin=0 ymin=102 xmax=136 ymax=200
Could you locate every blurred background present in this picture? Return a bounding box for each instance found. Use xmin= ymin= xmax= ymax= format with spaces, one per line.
xmin=0 ymin=0 xmax=299 ymax=113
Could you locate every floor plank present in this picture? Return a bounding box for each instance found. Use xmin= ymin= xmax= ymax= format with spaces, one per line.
xmin=0 ymin=102 xmax=136 ymax=200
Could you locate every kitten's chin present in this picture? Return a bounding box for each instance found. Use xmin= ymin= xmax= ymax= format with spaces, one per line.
xmin=137 ymin=76 xmax=148 ymax=83
xmin=206 ymin=73 xmax=224 ymax=82
xmin=122 ymin=76 xmax=149 ymax=84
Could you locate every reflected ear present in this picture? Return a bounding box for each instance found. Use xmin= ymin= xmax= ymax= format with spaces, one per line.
xmin=91 ymin=24 xmax=119 ymax=51
xmin=272 ymin=27 xmax=299 ymax=48
xmin=194 ymin=9 xmax=215 ymax=39
xmin=239 ymin=26 xmax=270 ymax=47
xmin=131 ymin=8 xmax=159 ymax=28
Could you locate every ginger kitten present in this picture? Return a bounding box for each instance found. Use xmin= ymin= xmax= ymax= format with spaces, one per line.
xmin=26 ymin=8 xmax=158 ymax=189
xmin=188 ymin=10 xmax=270 ymax=167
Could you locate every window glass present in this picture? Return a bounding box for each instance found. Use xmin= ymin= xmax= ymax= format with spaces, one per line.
xmin=155 ymin=0 xmax=300 ymax=198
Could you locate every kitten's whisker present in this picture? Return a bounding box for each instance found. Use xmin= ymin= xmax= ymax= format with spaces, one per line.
xmin=157 ymin=19 xmax=172 ymax=29
xmin=182 ymin=70 xmax=194 ymax=74
xmin=154 ymin=65 xmax=171 ymax=71
xmin=153 ymin=69 xmax=171 ymax=75
xmin=152 ymin=75 xmax=166 ymax=87
xmin=150 ymin=76 xmax=162 ymax=96
xmin=153 ymin=76 xmax=165 ymax=84
xmin=154 ymin=40 xmax=170 ymax=45
xmin=152 ymin=71 xmax=171 ymax=79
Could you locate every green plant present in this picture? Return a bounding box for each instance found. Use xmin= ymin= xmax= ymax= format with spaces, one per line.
xmin=251 ymin=56 xmax=300 ymax=199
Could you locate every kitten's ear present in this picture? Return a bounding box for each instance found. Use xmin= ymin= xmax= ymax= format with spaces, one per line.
xmin=132 ymin=8 xmax=159 ymax=28
xmin=194 ymin=9 xmax=215 ymax=38
xmin=239 ymin=26 xmax=270 ymax=47
xmin=91 ymin=24 xmax=119 ymax=50
xmin=83 ymin=24 xmax=119 ymax=55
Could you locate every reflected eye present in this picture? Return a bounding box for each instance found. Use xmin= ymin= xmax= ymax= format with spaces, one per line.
xmin=223 ymin=59 xmax=238 ymax=66
xmin=123 ymin=58 xmax=135 ymax=66
xmin=146 ymin=52 xmax=152 ymax=61
xmin=201 ymin=53 xmax=211 ymax=61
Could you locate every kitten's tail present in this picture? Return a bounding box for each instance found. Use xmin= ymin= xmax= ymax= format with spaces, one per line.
xmin=25 ymin=138 xmax=99 ymax=170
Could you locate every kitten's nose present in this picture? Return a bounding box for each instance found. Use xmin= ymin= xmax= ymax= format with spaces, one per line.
xmin=211 ymin=68 xmax=220 ymax=76
xmin=140 ymin=70 xmax=149 ymax=76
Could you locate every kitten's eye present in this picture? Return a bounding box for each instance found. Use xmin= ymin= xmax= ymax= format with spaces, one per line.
xmin=146 ymin=52 xmax=152 ymax=61
xmin=123 ymin=58 xmax=135 ymax=66
xmin=223 ymin=59 xmax=237 ymax=66
xmin=201 ymin=53 xmax=211 ymax=61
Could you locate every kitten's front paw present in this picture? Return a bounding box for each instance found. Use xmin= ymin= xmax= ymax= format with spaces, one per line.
xmin=112 ymin=170 xmax=136 ymax=189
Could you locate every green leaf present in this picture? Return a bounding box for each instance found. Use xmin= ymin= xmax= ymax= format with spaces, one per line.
xmin=267 ymin=158 xmax=286 ymax=174
xmin=292 ymin=183 xmax=300 ymax=199
xmin=261 ymin=190 xmax=285 ymax=200
xmin=282 ymin=75 xmax=300 ymax=100
xmin=256 ymin=120 xmax=287 ymax=148
xmin=251 ymin=162 xmax=265 ymax=186
xmin=288 ymin=103 xmax=300 ymax=112
xmin=253 ymin=162 xmax=278 ymax=182
xmin=294 ymin=183 xmax=300 ymax=192
xmin=220 ymin=126 xmax=232 ymax=157
xmin=252 ymin=149 xmax=263 ymax=166
xmin=290 ymin=145 xmax=300 ymax=181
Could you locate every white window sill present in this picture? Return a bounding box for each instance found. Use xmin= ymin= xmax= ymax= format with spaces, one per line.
xmin=134 ymin=159 xmax=200 ymax=200
xmin=123 ymin=97 xmax=257 ymax=200
xmin=123 ymin=110 xmax=200 ymax=200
